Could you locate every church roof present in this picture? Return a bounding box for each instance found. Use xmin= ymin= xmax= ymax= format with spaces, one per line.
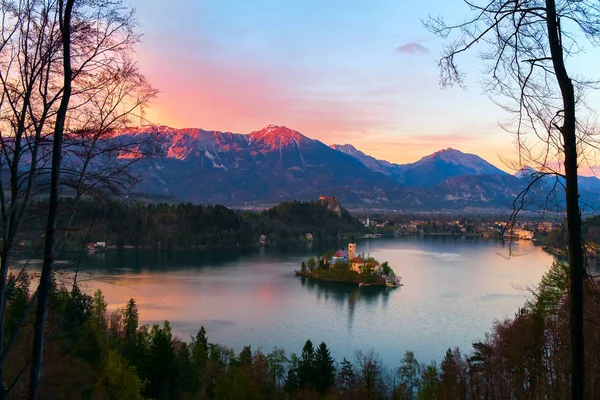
xmin=333 ymin=250 xmax=347 ymax=258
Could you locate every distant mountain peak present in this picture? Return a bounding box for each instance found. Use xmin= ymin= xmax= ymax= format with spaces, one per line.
xmin=256 ymin=124 xmax=296 ymax=135
xmin=428 ymin=147 xmax=461 ymax=158
xmin=514 ymin=166 xmax=539 ymax=178
xmin=113 ymin=124 xmax=600 ymax=210
xmin=249 ymin=125 xmax=310 ymax=150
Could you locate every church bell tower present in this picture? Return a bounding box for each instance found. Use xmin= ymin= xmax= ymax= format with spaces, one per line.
xmin=348 ymin=242 xmax=356 ymax=260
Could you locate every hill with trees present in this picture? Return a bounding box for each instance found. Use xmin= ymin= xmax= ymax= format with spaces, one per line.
xmin=19 ymin=199 xmax=364 ymax=251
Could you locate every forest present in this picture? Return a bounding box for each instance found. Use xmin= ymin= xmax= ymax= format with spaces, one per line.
xmin=3 ymin=260 xmax=598 ymax=399
xmin=17 ymin=200 xmax=365 ymax=250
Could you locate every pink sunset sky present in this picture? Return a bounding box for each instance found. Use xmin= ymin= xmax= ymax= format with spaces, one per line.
xmin=128 ymin=0 xmax=600 ymax=174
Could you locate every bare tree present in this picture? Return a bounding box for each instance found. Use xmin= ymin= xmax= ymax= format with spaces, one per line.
xmin=28 ymin=0 xmax=75 ymax=397
xmin=0 ymin=2 xmax=64 ymax=397
xmin=26 ymin=0 xmax=156 ymax=397
xmin=425 ymin=1 xmax=600 ymax=399
xmin=0 ymin=0 xmax=154 ymax=397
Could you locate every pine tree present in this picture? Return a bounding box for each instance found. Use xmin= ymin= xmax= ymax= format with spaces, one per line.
xmin=239 ymin=345 xmax=253 ymax=367
xmin=314 ymin=342 xmax=336 ymax=394
xmin=419 ymin=362 xmax=439 ymax=400
xmin=122 ymin=298 xmax=139 ymax=364
xmin=338 ymin=358 xmax=355 ymax=392
xmin=194 ymin=326 xmax=209 ymax=353
xmin=284 ymin=353 xmax=300 ymax=393
xmin=398 ymin=351 xmax=421 ymax=400
xmin=123 ymin=298 xmax=139 ymax=342
xmin=148 ymin=321 xmax=177 ymax=400
xmin=438 ymin=348 xmax=460 ymax=400
xmin=266 ymin=347 xmax=288 ymax=387
xmin=298 ymin=339 xmax=315 ymax=388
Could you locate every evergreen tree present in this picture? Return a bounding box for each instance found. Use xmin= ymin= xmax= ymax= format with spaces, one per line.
xmin=175 ymin=342 xmax=196 ymax=396
xmin=191 ymin=325 xmax=209 ymax=385
xmin=123 ymin=298 xmax=139 ymax=342
xmin=147 ymin=321 xmax=177 ymax=400
xmin=74 ymin=289 xmax=108 ymax=364
xmin=122 ymin=298 xmax=139 ymax=363
xmin=314 ymin=342 xmax=336 ymax=394
xmin=298 ymin=339 xmax=315 ymax=388
xmin=6 ymin=272 xmax=31 ymax=339
xmin=266 ymin=347 xmax=288 ymax=388
xmin=438 ymin=348 xmax=460 ymax=400
xmin=419 ymin=362 xmax=439 ymax=400
xmin=239 ymin=345 xmax=253 ymax=367
xmin=398 ymin=351 xmax=421 ymax=400
xmin=64 ymin=285 xmax=93 ymax=334
xmin=194 ymin=325 xmax=209 ymax=353
xmin=338 ymin=358 xmax=355 ymax=392
xmin=284 ymin=353 xmax=300 ymax=393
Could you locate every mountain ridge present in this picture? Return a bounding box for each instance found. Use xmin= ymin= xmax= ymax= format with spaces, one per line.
xmin=112 ymin=124 xmax=600 ymax=211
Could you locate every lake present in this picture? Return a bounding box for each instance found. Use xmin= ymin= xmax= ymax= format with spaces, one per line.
xmin=73 ymin=236 xmax=554 ymax=368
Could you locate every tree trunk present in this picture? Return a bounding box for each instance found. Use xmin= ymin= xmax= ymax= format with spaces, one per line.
xmin=545 ymin=1 xmax=585 ymax=399
xmin=0 ymin=246 xmax=12 ymax=400
xmin=28 ymin=0 xmax=74 ymax=398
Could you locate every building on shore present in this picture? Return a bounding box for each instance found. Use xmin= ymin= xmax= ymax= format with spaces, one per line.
xmin=503 ymin=228 xmax=534 ymax=240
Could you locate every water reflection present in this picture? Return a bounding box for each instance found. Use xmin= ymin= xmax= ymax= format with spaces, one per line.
xmin=300 ymin=278 xmax=395 ymax=330
xmin=74 ymin=247 xmax=255 ymax=273
xmin=52 ymin=237 xmax=557 ymax=367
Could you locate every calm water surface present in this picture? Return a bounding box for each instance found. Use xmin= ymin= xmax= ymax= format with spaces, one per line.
xmin=75 ymin=236 xmax=554 ymax=367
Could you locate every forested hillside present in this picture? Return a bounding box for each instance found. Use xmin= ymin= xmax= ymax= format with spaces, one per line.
xmin=20 ymin=200 xmax=364 ymax=250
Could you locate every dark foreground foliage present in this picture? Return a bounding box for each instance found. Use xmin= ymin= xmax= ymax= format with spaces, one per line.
xmin=4 ymin=262 xmax=599 ymax=399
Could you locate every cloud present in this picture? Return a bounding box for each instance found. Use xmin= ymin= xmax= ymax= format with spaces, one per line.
xmin=396 ymin=42 xmax=430 ymax=55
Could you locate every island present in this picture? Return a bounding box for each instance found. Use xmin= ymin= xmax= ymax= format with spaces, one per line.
xmin=295 ymin=241 xmax=402 ymax=288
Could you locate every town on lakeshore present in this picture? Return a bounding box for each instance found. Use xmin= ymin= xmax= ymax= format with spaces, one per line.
xmin=296 ymin=240 xmax=402 ymax=288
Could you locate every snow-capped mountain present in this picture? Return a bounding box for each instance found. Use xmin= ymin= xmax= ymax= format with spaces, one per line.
xmin=120 ymin=125 xmax=401 ymax=206
xmin=112 ymin=124 xmax=600 ymax=210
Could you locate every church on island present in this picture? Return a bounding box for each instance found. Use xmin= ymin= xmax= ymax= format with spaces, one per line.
xmin=331 ymin=242 xmax=378 ymax=273
xmin=296 ymin=240 xmax=401 ymax=288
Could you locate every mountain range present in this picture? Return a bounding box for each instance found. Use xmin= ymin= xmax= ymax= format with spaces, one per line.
xmin=117 ymin=124 xmax=600 ymax=211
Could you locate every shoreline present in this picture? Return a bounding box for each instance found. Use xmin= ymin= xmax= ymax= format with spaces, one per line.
xmin=294 ymin=270 xmax=392 ymax=288
xmin=295 ymin=271 xmax=389 ymax=287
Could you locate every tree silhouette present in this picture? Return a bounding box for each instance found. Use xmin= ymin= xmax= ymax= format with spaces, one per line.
xmin=425 ymin=2 xmax=600 ymax=398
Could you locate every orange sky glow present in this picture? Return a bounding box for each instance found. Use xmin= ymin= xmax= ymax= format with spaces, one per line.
xmin=128 ymin=0 xmax=600 ymax=175
xmin=137 ymin=47 xmax=517 ymax=169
